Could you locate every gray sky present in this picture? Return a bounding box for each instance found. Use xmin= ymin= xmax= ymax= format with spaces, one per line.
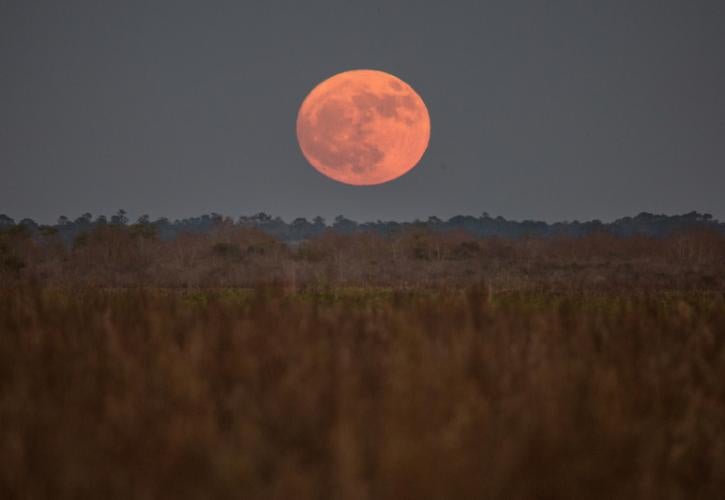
xmin=2 ymin=0 xmax=724 ymax=224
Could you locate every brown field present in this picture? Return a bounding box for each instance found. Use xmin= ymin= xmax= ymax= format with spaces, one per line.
xmin=1 ymin=227 xmax=725 ymax=498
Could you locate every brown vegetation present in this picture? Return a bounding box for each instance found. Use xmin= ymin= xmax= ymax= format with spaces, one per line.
xmin=1 ymin=224 xmax=725 ymax=290
xmin=1 ymin=226 xmax=725 ymax=498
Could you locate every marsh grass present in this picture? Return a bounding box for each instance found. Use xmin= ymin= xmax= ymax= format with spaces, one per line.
xmin=1 ymin=287 xmax=724 ymax=499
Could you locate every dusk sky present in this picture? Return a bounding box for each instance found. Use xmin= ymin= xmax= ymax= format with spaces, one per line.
xmin=2 ymin=1 xmax=724 ymax=223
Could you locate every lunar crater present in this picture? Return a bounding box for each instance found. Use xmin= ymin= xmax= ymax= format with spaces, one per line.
xmin=297 ymin=70 xmax=430 ymax=185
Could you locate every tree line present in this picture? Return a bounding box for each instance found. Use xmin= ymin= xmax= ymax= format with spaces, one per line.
xmin=0 ymin=210 xmax=722 ymax=245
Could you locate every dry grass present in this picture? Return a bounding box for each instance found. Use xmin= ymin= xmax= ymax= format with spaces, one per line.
xmin=1 ymin=286 xmax=724 ymax=499
xmin=3 ymin=225 xmax=725 ymax=290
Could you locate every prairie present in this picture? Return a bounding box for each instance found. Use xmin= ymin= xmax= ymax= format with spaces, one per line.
xmin=1 ymin=227 xmax=724 ymax=498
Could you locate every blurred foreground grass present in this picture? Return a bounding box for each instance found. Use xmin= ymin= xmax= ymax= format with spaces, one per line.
xmin=1 ymin=287 xmax=724 ymax=499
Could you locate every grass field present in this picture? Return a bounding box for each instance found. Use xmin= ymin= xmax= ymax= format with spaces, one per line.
xmin=2 ymin=286 xmax=724 ymax=499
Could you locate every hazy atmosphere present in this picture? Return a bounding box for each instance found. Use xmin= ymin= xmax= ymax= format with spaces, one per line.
xmin=3 ymin=1 xmax=724 ymax=223
xmin=3 ymin=3 xmax=725 ymax=498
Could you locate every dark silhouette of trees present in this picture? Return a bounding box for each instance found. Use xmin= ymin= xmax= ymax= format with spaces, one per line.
xmin=1 ymin=208 xmax=723 ymax=289
xmin=110 ymin=209 xmax=128 ymax=226
xmin=332 ymin=215 xmax=358 ymax=234
xmin=0 ymin=215 xmax=14 ymax=228
xmin=0 ymin=210 xmax=722 ymax=248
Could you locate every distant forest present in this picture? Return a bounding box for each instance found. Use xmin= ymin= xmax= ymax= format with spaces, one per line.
xmin=0 ymin=211 xmax=722 ymax=244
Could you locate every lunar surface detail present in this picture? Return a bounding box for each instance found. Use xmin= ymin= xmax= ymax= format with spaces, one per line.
xmin=296 ymin=69 xmax=431 ymax=185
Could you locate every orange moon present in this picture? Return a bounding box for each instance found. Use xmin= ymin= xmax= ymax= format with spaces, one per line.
xmin=296 ymin=69 xmax=430 ymax=185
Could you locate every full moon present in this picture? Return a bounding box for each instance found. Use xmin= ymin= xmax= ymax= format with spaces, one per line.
xmin=296 ymin=69 xmax=430 ymax=185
